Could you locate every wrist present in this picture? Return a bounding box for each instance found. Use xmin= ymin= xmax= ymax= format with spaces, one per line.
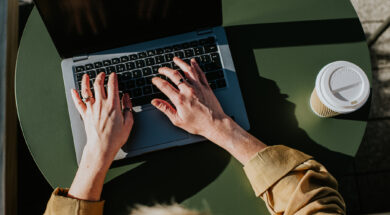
xmin=81 ymin=143 xmax=113 ymax=172
xmin=203 ymin=115 xmax=237 ymax=146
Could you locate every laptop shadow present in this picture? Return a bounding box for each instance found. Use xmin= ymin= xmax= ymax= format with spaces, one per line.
xmin=100 ymin=18 xmax=367 ymax=214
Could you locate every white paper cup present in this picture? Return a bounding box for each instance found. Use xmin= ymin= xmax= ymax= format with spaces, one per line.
xmin=310 ymin=61 xmax=370 ymax=117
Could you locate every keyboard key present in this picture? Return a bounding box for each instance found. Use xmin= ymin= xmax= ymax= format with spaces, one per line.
xmin=129 ymin=54 xmax=138 ymax=60
xmin=194 ymin=47 xmax=204 ymax=55
xmin=120 ymin=56 xmax=129 ymax=62
xmin=75 ymin=66 xmax=85 ymax=72
xmin=143 ymin=86 xmax=153 ymax=95
xmin=204 ymin=45 xmax=217 ymax=53
xmin=136 ymin=78 xmax=146 ymax=87
xmin=200 ymin=55 xmax=211 ymax=64
xmin=121 ymin=72 xmax=132 ymax=80
xmin=217 ymin=79 xmax=226 ymax=88
xmin=112 ymin=58 xmax=120 ymax=64
xmin=87 ymin=70 xmax=96 ymax=79
xmin=145 ymin=57 xmax=155 ymax=66
xmin=142 ymin=67 xmax=152 ymax=76
xmin=152 ymin=85 xmax=160 ymax=93
xmin=85 ymin=64 xmax=94 ymax=70
xmin=138 ymin=52 xmax=147 ymax=59
xmin=184 ymin=49 xmax=195 ymax=58
xmin=145 ymin=76 xmax=154 ymax=85
xmin=132 ymin=70 xmax=142 ymax=78
xmin=76 ymin=73 xmax=84 ymax=81
xmin=132 ymin=88 xmax=143 ymax=97
xmin=161 ymin=63 xmax=171 ymax=68
xmin=172 ymin=63 xmax=179 ymax=70
xmin=135 ymin=60 xmax=145 ymax=68
xmin=210 ymin=53 xmax=220 ymax=62
xmin=96 ymin=68 xmax=106 ymax=75
xmin=107 ymin=66 xmax=116 ymax=73
xmin=147 ymin=50 xmax=156 ymax=56
xmin=204 ymin=62 xmax=222 ymax=71
xmin=209 ymin=81 xmax=217 ymax=89
xmin=94 ymin=62 xmax=103 ymax=68
xmin=174 ymin=51 xmax=185 ymax=59
xmin=125 ymin=62 xmax=135 ymax=70
xmin=164 ymin=46 xmax=173 ymax=52
xmin=206 ymin=71 xmax=222 ymax=81
xmin=165 ymin=53 xmax=174 ymax=62
xmin=156 ymin=48 xmax=164 ymax=54
xmin=152 ymin=65 xmax=160 ymax=74
xmin=103 ymin=60 xmax=111 ymax=66
xmin=125 ymin=80 xmax=135 ymax=89
xmin=155 ymin=55 xmax=165 ymax=64
xmin=116 ymin=64 xmax=126 ymax=72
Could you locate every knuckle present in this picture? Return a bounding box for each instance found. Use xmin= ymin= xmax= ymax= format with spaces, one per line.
xmin=177 ymin=94 xmax=186 ymax=104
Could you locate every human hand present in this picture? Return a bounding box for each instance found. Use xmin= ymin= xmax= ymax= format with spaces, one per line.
xmin=71 ymin=72 xmax=134 ymax=163
xmin=151 ymin=57 xmax=228 ymax=140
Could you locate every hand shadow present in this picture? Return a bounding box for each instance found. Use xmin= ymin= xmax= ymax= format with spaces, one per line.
xmin=102 ymin=18 xmax=367 ymax=214
xmin=101 ymin=141 xmax=231 ymax=215
xmin=225 ymin=18 xmax=368 ymax=213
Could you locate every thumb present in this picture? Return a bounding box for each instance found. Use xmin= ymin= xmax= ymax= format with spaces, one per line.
xmin=151 ymin=99 xmax=177 ymax=123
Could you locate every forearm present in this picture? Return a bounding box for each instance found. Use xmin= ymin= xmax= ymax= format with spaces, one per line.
xmin=205 ymin=116 xmax=267 ymax=165
xmin=68 ymin=144 xmax=112 ymax=201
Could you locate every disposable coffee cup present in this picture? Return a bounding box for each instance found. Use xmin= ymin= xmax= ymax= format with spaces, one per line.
xmin=310 ymin=61 xmax=370 ymax=117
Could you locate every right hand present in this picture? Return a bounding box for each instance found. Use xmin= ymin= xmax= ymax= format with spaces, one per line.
xmin=151 ymin=57 xmax=229 ymax=139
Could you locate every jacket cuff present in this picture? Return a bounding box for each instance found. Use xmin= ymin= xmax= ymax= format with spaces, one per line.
xmin=243 ymin=145 xmax=312 ymax=196
xmin=48 ymin=187 xmax=105 ymax=215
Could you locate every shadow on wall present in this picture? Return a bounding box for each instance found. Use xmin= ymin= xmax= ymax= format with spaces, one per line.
xmin=100 ymin=18 xmax=369 ymax=214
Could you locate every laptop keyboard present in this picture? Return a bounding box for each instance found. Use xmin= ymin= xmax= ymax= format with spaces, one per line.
xmin=73 ymin=37 xmax=226 ymax=107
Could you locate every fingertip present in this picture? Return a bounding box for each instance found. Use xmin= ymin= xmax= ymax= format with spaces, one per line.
xmin=151 ymin=99 xmax=159 ymax=106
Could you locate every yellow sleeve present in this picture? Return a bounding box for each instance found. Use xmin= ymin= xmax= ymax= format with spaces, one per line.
xmin=243 ymin=145 xmax=346 ymax=215
xmin=44 ymin=188 xmax=104 ymax=215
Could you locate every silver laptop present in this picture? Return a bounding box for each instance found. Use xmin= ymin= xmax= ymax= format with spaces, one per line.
xmin=34 ymin=0 xmax=250 ymax=164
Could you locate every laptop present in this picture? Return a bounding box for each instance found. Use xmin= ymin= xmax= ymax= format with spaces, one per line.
xmin=34 ymin=0 xmax=250 ymax=164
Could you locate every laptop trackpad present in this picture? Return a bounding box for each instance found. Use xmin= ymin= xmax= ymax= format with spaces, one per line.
xmin=122 ymin=108 xmax=189 ymax=152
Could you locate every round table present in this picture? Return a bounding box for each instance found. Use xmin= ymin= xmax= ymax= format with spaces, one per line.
xmin=16 ymin=0 xmax=371 ymax=214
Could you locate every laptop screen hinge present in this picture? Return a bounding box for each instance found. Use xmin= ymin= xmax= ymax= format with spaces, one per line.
xmin=197 ymin=28 xmax=213 ymax=36
xmin=72 ymin=55 xmax=89 ymax=63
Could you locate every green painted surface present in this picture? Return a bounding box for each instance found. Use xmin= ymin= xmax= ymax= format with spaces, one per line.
xmin=253 ymin=43 xmax=371 ymax=156
xmin=16 ymin=0 xmax=370 ymax=214
xmin=222 ymin=0 xmax=358 ymax=26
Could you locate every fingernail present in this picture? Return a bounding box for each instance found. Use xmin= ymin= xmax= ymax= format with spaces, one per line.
xmin=151 ymin=99 xmax=159 ymax=106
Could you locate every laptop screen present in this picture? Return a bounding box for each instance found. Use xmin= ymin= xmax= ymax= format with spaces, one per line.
xmin=34 ymin=0 xmax=222 ymax=58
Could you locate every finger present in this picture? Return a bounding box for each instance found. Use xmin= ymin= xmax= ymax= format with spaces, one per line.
xmin=191 ymin=59 xmax=209 ymax=87
xmin=71 ymin=89 xmax=86 ymax=116
xmin=122 ymin=93 xmax=134 ymax=128
xmin=152 ymin=77 xmax=180 ymax=103
xmin=151 ymin=99 xmax=177 ymax=123
xmin=158 ymin=67 xmax=190 ymax=91
xmin=81 ymin=74 xmax=93 ymax=99
xmin=94 ymin=72 xmax=106 ymax=101
xmin=107 ymin=72 xmax=120 ymax=104
xmin=173 ymin=57 xmax=198 ymax=81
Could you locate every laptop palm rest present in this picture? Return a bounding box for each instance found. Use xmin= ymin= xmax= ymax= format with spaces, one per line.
xmin=121 ymin=108 xmax=189 ymax=153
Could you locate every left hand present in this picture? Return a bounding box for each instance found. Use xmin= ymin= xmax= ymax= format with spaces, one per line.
xmin=68 ymin=72 xmax=133 ymax=201
xmin=71 ymin=72 xmax=134 ymax=163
